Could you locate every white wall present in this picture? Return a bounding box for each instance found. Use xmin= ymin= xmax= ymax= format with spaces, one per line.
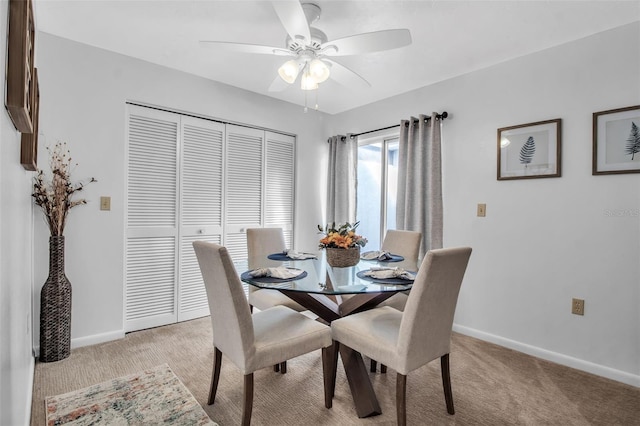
xmin=328 ymin=22 xmax=640 ymax=386
xmin=0 ymin=0 xmax=36 ymax=423
xmin=4 ymin=19 xmax=637 ymax=425
xmin=34 ymin=32 xmax=329 ymax=348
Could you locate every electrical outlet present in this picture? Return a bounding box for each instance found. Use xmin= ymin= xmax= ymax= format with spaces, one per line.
xmin=100 ymin=196 xmax=111 ymax=211
xmin=572 ymin=298 xmax=585 ymax=316
xmin=477 ymin=203 xmax=486 ymax=217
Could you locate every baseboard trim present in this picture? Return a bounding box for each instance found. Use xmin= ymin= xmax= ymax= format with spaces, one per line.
xmin=453 ymin=324 xmax=640 ymax=388
xmin=25 ymin=355 xmax=35 ymax=426
xmin=71 ymin=329 xmax=125 ymax=349
xmin=34 ymin=329 xmax=125 ymax=357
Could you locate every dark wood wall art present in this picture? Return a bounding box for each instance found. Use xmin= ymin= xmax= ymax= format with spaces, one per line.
xmin=21 ymin=68 xmax=39 ymax=170
xmin=6 ymin=0 xmax=40 ymax=170
xmin=6 ymin=0 xmax=36 ymax=134
xmin=593 ymin=105 xmax=640 ymax=175
xmin=497 ymin=119 xmax=562 ymax=180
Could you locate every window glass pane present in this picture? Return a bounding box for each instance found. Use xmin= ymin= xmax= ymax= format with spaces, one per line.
xmin=357 ymin=143 xmax=382 ymax=250
xmin=386 ymin=140 xmax=399 ymax=231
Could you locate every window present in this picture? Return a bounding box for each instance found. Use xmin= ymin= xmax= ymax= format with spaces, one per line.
xmin=356 ymin=133 xmax=399 ymax=249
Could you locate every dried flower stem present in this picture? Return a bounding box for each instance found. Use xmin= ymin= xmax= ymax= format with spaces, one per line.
xmin=32 ymin=142 xmax=96 ymax=236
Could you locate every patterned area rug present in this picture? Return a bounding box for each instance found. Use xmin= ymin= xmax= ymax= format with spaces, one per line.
xmin=45 ymin=364 xmax=217 ymax=425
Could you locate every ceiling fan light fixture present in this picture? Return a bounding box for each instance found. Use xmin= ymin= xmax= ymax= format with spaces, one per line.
xmin=278 ymin=59 xmax=300 ymax=84
xmin=200 ymin=2 xmax=412 ymax=110
xmin=300 ymin=69 xmax=318 ymax=90
xmin=309 ymin=59 xmax=330 ymax=83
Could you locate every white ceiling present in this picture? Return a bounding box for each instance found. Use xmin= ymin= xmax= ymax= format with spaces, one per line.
xmin=35 ymin=0 xmax=640 ymax=114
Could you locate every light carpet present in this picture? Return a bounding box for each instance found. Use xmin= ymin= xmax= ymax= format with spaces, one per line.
xmin=32 ymin=317 xmax=640 ymax=425
xmin=45 ymin=363 xmax=217 ymax=425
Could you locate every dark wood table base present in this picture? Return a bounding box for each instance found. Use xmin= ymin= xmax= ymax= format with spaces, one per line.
xmin=339 ymin=343 xmax=382 ymax=417
xmin=281 ymin=290 xmax=397 ymax=418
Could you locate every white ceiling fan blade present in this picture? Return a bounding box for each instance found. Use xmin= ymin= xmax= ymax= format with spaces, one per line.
xmin=199 ymin=41 xmax=292 ymax=56
xmin=325 ymin=59 xmax=371 ymax=89
xmin=321 ymin=29 xmax=412 ymax=56
xmin=271 ymin=1 xmax=311 ymax=44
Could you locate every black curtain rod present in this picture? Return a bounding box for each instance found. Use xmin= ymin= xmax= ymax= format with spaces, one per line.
xmin=348 ymin=111 xmax=448 ymax=139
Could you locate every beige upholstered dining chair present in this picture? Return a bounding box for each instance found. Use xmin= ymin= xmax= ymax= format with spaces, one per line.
xmin=381 ymin=229 xmax=422 ymax=268
xmin=193 ymin=241 xmax=334 ymax=426
xmin=331 ymin=246 xmax=472 ymax=426
xmin=246 ymin=228 xmax=308 ymax=373
xmin=246 ymin=227 xmax=306 ymax=313
xmin=376 ymin=229 xmax=422 ymax=309
xmin=370 ymin=229 xmax=422 ymax=372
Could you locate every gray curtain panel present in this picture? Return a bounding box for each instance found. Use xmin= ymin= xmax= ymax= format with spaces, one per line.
xmin=396 ymin=114 xmax=443 ymax=258
xmin=326 ymin=134 xmax=357 ymax=225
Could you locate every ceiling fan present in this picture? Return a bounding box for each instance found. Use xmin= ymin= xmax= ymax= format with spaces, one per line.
xmin=199 ymin=1 xmax=412 ymax=93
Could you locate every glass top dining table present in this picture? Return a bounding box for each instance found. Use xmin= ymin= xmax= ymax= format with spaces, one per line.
xmin=238 ymin=252 xmax=416 ymax=295
xmin=237 ymin=250 xmax=419 ymax=418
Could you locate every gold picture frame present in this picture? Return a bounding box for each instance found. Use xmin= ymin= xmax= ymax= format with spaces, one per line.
xmin=5 ymin=0 xmax=35 ymax=133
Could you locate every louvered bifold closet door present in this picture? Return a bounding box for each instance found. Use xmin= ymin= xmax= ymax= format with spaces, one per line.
xmin=224 ymin=125 xmax=264 ymax=261
xmin=265 ymin=131 xmax=295 ymax=249
xmin=125 ymin=106 xmax=179 ymax=332
xmin=178 ymin=117 xmax=225 ymax=321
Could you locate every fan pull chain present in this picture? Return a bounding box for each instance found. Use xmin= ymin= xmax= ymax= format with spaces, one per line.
xmin=304 ymin=90 xmax=308 ymax=113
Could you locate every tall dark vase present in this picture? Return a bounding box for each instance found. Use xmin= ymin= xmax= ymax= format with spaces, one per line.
xmin=39 ymin=236 xmax=72 ymax=362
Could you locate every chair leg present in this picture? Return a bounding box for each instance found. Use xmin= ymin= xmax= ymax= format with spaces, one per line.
xmin=329 ymin=341 xmax=339 ymax=400
xmin=321 ymin=346 xmax=333 ymax=408
xmin=441 ymin=354 xmax=455 ymax=415
xmin=273 ymin=361 xmax=286 ymax=373
xmin=396 ymin=373 xmax=407 ymax=426
xmin=370 ymin=359 xmax=388 ymax=373
xmin=242 ymin=373 xmax=254 ymax=426
xmin=208 ymin=347 xmax=222 ymax=405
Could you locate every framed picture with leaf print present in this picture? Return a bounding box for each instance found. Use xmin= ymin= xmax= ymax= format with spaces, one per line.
xmin=497 ymin=119 xmax=561 ymax=180
xmin=593 ymin=105 xmax=640 ymax=175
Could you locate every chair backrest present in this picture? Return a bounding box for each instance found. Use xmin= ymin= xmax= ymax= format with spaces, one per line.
xmin=193 ymin=241 xmax=255 ymax=371
xmin=246 ymin=227 xmax=286 ymax=267
xmin=397 ymin=247 xmax=472 ymax=372
xmin=381 ymin=230 xmax=422 ymax=268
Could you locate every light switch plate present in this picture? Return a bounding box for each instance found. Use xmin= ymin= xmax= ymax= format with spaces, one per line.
xmin=477 ymin=203 xmax=486 ymax=217
xmin=572 ymin=298 xmax=585 ymax=316
xmin=100 ymin=196 xmax=111 ymax=211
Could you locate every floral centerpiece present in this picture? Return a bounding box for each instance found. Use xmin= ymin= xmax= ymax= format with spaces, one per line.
xmin=32 ymin=142 xmax=96 ymax=363
xmin=318 ymin=222 xmax=367 ymax=267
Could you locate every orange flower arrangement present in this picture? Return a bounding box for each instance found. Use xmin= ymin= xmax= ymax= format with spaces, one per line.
xmin=318 ymin=222 xmax=367 ymax=249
